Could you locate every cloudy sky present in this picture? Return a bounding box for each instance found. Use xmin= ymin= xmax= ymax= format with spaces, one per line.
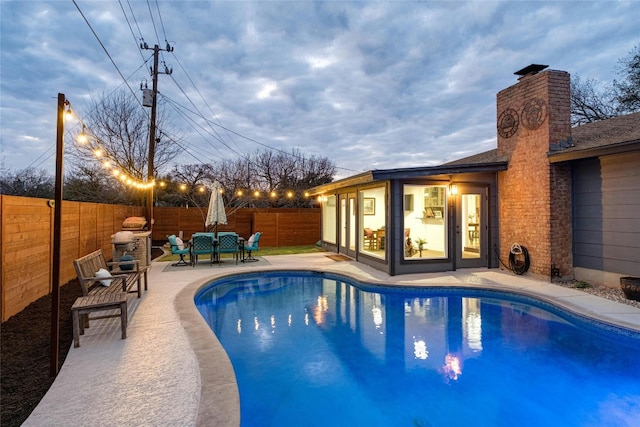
xmin=1 ymin=1 xmax=638 ymax=179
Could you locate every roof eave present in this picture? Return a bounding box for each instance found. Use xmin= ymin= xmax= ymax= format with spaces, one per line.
xmin=548 ymin=139 xmax=640 ymax=163
xmin=308 ymin=162 xmax=507 ymax=195
xmin=371 ymin=162 xmax=508 ymax=180
xmin=308 ymin=171 xmax=375 ymax=195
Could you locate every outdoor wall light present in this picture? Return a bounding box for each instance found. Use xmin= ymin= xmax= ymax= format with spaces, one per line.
xmin=449 ymin=184 xmax=459 ymax=195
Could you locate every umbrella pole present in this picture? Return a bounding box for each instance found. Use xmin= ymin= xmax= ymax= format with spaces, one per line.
xmin=214 ymin=222 xmax=218 ymax=263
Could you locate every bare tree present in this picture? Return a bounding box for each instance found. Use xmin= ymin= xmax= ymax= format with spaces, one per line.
xmin=614 ymin=44 xmax=640 ymax=113
xmin=0 ymin=167 xmax=54 ymax=198
xmin=570 ymin=75 xmax=618 ymax=126
xmin=158 ymin=149 xmax=336 ymax=208
xmin=69 ymin=88 xmax=181 ymax=181
xmin=165 ymin=163 xmax=214 ymax=208
xmin=64 ymin=163 xmax=143 ymax=205
xmin=571 ymin=43 xmax=640 ymax=125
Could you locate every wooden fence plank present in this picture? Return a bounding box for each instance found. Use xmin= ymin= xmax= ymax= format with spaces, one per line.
xmin=1 ymin=195 xmax=319 ymax=321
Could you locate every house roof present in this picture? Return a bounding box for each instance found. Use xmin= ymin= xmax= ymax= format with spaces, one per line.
xmin=548 ymin=111 xmax=640 ymax=163
xmin=442 ymin=148 xmax=509 ymax=166
xmin=446 ymin=112 xmax=640 ymax=166
xmin=309 ymin=161 xmax=507 ymax=195
xmin=310 ymin=112 xmax=639 ymax=195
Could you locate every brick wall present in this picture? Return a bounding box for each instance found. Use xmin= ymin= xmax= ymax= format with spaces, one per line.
xmin=496 ymin=70 xmax=572 ymax=277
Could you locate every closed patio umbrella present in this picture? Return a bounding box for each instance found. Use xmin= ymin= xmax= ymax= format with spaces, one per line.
xmin=205 ymin=181 xmax=227 ymax=236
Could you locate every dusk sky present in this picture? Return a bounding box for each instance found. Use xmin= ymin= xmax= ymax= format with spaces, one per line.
xmin=1 ymin=1 xmax=638 ymax=179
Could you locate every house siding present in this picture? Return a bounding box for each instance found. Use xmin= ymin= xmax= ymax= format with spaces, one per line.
xmin=573 ymin=153 xmax=640 ymax=278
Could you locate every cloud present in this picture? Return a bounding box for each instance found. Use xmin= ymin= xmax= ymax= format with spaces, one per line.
xmin=1 ymin=1 xmax=638 ymax=179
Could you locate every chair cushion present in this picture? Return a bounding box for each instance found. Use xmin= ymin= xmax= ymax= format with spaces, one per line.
xmin=176 ymin=237 xmax=185 ymax=250
xmin=247 ymin=234 xmax=256 ymax=245
xmin=95 ymin=268 xmax=113 ymax=286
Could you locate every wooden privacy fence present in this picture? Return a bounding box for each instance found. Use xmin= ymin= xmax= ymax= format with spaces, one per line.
xmin=0 ymin=196 xmax=320 ymax=321
xmin=1 ymin=196 xmax=145 ymax=321
xmin=152 ymin=206 xmax=320 ymax=247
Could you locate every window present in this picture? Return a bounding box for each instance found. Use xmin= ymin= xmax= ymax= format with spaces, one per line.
xmin=321 ymin=195 xmax=337 ymax=244
xmin=359 ymin=186 xmax=386 ymax=260
xmin=403 ymin=184 xmax=448 ymax=260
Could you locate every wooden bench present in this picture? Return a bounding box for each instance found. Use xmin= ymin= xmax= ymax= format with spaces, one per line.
xmin=73 ymin=249 xmax=147 ymax=298
xmin=70 ymin=249 xmax=148 ymax=347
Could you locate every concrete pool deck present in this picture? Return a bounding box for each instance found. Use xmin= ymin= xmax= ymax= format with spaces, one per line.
xmin=24 ymin=253 xmax=640 ymax=426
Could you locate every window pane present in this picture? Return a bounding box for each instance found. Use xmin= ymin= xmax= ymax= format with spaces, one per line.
xmin=403 ymin=184 xmax=448 ymax=260
xmin=360 ymin=187 xmax=386 ymax=260
xmin=322 ymin=195 xmax=337 ymax=244
xmin=461 ymin=194 xmax=480 ymax=259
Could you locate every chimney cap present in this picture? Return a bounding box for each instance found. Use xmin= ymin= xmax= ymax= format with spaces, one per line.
xmin=514 ymin=64 xmax=548 ymax=77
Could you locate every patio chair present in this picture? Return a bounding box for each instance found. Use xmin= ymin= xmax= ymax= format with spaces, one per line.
xmin=363 ymin=228 xmax=377 ymax=250
xmin=168 ymin=234 xmax=190 ymax=266
xmin=242 ymin=232 xmax=262 ymax=262
xmin=218 ymin=233 xmax=239 ymax=264
xmin=191 ymin=234 xmax=215 ymax=266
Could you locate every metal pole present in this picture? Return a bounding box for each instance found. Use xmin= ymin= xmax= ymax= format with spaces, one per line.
xmin=50 ymin=93 xmax=65 ymax=376
xmin=147 ymin=44 xmax=159 ymax=232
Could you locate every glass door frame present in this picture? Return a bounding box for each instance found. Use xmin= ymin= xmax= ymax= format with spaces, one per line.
xmin=338 ymin=192 xmax=357 ymax=258
xmin=454 ymin=185 xmax=488 ymax=269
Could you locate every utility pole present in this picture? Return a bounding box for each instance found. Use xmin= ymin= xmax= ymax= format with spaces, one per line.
xmin=141 ymin=42 xmax=173 ymax=231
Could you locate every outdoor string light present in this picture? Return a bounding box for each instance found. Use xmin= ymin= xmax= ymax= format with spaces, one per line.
xmin=65 ymin=101 xmax=313 ymax=195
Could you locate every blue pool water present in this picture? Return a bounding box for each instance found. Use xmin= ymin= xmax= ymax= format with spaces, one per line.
xmin=195 ymin=271 xmax=640 ymax=427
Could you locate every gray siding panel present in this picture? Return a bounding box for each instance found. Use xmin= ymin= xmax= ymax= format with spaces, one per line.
xmin=573 ymin=153 xmax=640 ymax=276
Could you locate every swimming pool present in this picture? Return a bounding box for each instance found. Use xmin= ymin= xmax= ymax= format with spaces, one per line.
xmin=195 ymin=271 xmax=640 ymax=427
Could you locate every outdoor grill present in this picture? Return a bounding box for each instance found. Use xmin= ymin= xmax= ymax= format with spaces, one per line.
xmin=112 ymin=231 xmax=137 ymax=253
xmin=112 ymin=219 xmax=152 ymax=268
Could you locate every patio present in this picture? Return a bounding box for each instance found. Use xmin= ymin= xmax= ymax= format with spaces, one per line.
xmin=22 ymin=253 xmax=640 ymax=426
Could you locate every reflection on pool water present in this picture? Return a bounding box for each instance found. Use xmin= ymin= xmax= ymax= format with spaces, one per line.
xmin=195 ymin=271 xmax=640 ymax=427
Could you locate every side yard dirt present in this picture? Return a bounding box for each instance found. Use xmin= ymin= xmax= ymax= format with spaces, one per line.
xmin=1 ymin=247 xmax=164 ymax=427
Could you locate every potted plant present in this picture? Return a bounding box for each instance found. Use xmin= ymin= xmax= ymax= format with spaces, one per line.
xmin=416 ymin=238 xmax=427 ymax=257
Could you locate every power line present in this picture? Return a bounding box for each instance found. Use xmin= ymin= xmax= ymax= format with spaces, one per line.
xmin=72 ymin=0 xmax=140 ymax=104
xmin=161 ymin=94 xmax=360 ymax=174
xmin=76 ymin=0 xmax=358 ymax=177
xmin=154 ymin=0 xmax=170 ymax=44
xmin=169 ymin=51 xmax=244 ymax=152
xmin=118 ymin=0 xmax=147 ymax=64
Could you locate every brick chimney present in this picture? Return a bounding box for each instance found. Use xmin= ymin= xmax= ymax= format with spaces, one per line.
xmin=496 ymin=66 xmax=573 ymax=278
